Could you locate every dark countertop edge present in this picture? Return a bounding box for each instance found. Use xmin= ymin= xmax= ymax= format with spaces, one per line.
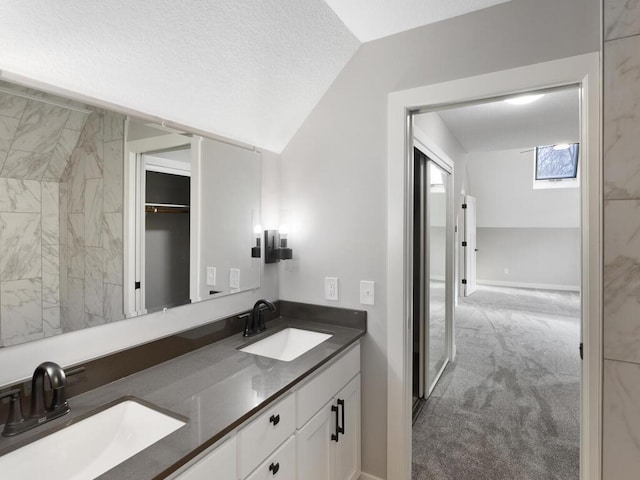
xmin=0 ymin=306 xmax=367 ymax=479
xmin=0 ymin=301 xmax=366 ymax=422
xmin=153 ymin=326 xmax=365 ymax=479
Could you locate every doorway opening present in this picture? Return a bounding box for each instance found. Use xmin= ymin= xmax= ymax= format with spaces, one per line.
xmin=411 ymin=85 xmax=582 ymax=480
xmin=141 ymin=148 xmax=192 ymax=313
xmin=386 ymin=53 xmax=601 ymax=480
xmin=123 ymin=126 xmax=197 ymax=318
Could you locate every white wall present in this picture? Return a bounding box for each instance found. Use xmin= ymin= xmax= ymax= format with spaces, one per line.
xmin=466 ymin=148 xmax=581 ymax=289
xmin=279 ymin=0 xmax=598 ymax=477
xmin=466 ymin=148 xmax=581 ymax=228
xmin=476 ymin=227 xmax=581 ymax=289
xmin=198 ymin=138 xmax=261 ymax=297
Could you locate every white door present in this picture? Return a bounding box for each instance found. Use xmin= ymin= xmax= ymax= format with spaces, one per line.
xmin=334 ymin=375 xmax=361 ymax=480
xmin=296 ymin=401 xmax=333 ymax=480
xmin=463 ymin=195 xmax=477 ymax=296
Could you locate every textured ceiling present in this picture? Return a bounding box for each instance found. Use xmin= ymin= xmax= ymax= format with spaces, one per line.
xmin=433 ymin=88 xmax=580 ymax=153
xmin=322 ymin=0 xmax=511 ymax=41
xmin=0 ymin=0 xmax=517 ymax=153
xmin=0 ymin=0 xmax=359 ymax=153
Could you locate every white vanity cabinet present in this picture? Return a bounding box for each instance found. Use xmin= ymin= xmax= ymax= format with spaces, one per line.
xmin=175 ymin=436 xmax=237 ymax=480
xmin=295 ymin=344 xmax=361 ymax=480
xmin=173 ymin=342 xmax=360 ymax=480
xmin=237 ymin=394 xmax=296 ymax=478
xmin=244 ymin=436 xmax=296 ymax=480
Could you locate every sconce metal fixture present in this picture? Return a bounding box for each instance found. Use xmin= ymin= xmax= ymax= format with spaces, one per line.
xmin=251 ymin=238 xmax=261 ymax=258
xmin=264 ymin=230 xmax=293 ymax=263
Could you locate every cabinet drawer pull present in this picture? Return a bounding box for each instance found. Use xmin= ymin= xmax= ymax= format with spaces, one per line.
xmin=337 ymin=398 xmax=345 ymax=435
xmin=331 ymin=404 xmax=339 ymax=442
xmin=269 ymin=462 xmax=280 ymax=475
xmin=269 ymin=414 xmax=280 ymax=426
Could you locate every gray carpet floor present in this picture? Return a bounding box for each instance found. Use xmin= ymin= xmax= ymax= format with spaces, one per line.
xmin=412 ymin=286 xmax=581 ymax=480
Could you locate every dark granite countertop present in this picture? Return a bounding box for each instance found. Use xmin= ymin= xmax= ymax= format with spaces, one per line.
xmin=0 ymin=315 xmax=365 ymax=479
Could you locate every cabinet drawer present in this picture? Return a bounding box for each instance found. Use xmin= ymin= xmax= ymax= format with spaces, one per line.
xmin=237 ymin=393 xmax=295 ymax=478
xmin=244 ymin=435 xmax=295 ymax=480
xmin=296 ymin=343 xmax=360 ymax=428
xmin=175 ymin=436 xmax=236 ymax=480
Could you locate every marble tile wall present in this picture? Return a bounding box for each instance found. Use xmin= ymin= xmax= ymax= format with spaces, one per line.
xmin=0 ymin=85 xmax=92 ymax=346
xmin=602 ymin=0 xmax=640 ymax=478
xmin=59 ymin=111 xmax=125 ymax=334
xmin=0 ymin=86 xmax=127 ymax=347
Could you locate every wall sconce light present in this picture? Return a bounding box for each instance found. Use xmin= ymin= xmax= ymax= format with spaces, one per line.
xmin=251 ymin=224 xmax=262 ymax=258
xmin=264 ymin=230 xmax=293 ymax=263
xmin=251 ymin=210 xmax=262 ymax=258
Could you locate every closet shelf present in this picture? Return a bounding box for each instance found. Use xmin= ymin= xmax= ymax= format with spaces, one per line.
xmin=145 ymin=203 xmax=190 ymax=214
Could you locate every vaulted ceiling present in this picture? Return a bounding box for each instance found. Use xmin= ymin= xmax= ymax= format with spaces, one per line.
xmin=0 ymin=0 xmax=510 ymax=153
xmin=323 ymin=0 xmax=510 ymax=41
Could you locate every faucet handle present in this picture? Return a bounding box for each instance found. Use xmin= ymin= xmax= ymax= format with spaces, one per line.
xmin=239 ymin=313 xmax=253 ymax=337
xmin=0 ymin=389 xmax=25 ymax=434
xmin=64 ymin=366 xmax=86 ymax=377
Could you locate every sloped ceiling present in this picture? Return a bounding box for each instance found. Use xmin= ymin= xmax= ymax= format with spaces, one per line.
xmin=0 ymin=0 xmax=510 ymax=153
xmin=323 ymin=0 xmax=511 ymax=42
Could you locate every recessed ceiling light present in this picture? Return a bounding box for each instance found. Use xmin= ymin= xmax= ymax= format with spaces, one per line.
xmin=553 ymin=143 xmax=571 ymax=150
xmin=504 ymin=94 xmax=544 ymax=105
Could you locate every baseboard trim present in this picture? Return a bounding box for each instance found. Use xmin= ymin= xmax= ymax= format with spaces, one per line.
xmin=360 ymin=473 xmax=385 ymax=480
xmin=476 ymin=279 xmax=580 ymax=292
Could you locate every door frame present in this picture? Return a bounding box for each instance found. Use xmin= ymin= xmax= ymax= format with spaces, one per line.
xmin=412 ymin=141 xmax=455 ymax=399
xmin=386 ymin=53 xmax=601 ymax=480
xmin=463 ymin=195 xmax=477 ymax=297
xmin=123 ymin=130 xmax=200 ymax=317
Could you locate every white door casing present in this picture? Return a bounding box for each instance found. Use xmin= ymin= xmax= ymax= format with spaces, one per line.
xmin=463 ymin=195 xmax=477 ymax=296
xmin=124 ymin=133 xmax=198 ymax=317
xmin=387 ymin=53 xmax=601 ymax=480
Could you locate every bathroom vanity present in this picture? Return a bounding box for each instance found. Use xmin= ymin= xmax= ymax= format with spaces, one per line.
xmin=176 ymin=341 xmax=361 ymax=480
xmin=0 ymin=302 xmax=365 ymax=480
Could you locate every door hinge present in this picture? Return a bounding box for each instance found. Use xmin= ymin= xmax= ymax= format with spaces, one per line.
xmin=462 ymin=241 xmax=467 ymax=247
xmin=579 ymin=342 xmax=583 ymax=360
xmin=135 ymin=281 xmax=141 ymax=290
xmin=462 ymin=203 xmax=467 ymax=209
xmin=461 ymin=279 xmax=467 ymax=284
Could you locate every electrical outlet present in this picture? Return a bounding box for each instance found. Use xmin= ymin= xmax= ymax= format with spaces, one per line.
xmin=230 ymin=269 xmax=240 ymax=289
xmin=360 ymin=280 xmax=375 ymax=305
xmin=325 ymin=277 xmax=338 ymax=301
xmin=206 ymin=267 xmax=216 ymax=286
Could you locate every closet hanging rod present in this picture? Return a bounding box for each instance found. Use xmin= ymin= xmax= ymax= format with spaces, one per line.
xmin=145 ymin=203 xmax=190 ymax=208
xmin=145 ymin=206 xmax=189 ymax=214
xmin=0 ymin=85 xmax=93 ymax=114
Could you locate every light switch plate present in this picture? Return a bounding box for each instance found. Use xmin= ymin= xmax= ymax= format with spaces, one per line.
xmin=230 ymin=269 xmax=240 ymax=289
xmin=206 ymin=267 xmax=216 ymax=286
xmin=325 ymin=277 xmax=338 ymax=301
xmin=360 ymin=280 xmax=375 ymax=305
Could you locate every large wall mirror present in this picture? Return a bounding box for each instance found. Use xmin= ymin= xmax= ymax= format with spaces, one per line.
xmin=0 ymin=80 xmax=262 ymax=347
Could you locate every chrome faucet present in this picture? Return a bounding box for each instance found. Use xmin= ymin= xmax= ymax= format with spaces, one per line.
xmin=0 ymin=362 xmax=84 ymax=437
xmin=242 ymin=299 xmax=277 ymax=337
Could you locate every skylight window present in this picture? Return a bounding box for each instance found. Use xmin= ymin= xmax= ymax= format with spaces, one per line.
xmin=535 ymin=143 xmax=579 ymax=181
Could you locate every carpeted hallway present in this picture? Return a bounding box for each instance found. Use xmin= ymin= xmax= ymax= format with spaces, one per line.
xmin=412 ymin=285 xmax=581 ymax=480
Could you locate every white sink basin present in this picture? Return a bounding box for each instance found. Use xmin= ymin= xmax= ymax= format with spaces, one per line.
xmin=240 ymin=328 xmax=332 ymax=361
xmin=0 ymin=398 xmax=185 ymax=480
